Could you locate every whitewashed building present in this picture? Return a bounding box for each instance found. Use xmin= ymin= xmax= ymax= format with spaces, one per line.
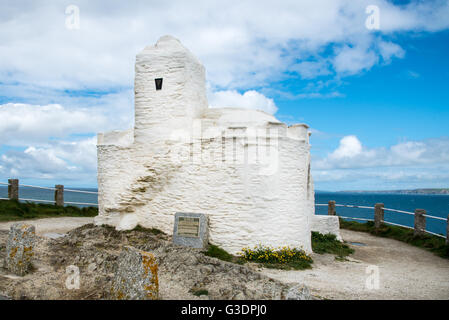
xmin=95 ymin=35 xmax=340 ymax=254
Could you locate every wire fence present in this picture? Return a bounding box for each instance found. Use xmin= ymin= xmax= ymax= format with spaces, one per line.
xmin=0 ymin=180 xmax=98 ymax=207
xmin=316 ymin=202 xmax=448 ymax=239
xmin=1 ymin=180 xmax=448 ymax=240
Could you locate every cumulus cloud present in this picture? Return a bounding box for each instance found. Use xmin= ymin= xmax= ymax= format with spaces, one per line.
xmin=312 ymin=135 xmax=449 ymax=190
xmin=328 ymin=135 xmax=364 ymax=159
xmin=0 ymin=0 xmax=447 ymax=92
xmin=0 ymin=103 xmax=108 ymax=145
xmin=291 ymin=60 xmax=332 ymax=79
xmin=0 ymin=137 xmax=97 ymax=183
xmin=333 ymin=42 xmax=379 ymax=75
xmin=316 ymin=135 xmax=449 ymax=170
xmin=208 ymin=90 xmax=278 ymax=114
xmin=378 ymin=40 xmax=405 ymax=63
xmin=1 ymin=1 xmax=449 ymax=186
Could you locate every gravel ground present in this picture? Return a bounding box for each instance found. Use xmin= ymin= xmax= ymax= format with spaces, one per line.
xmin=0 ymin=218 xmax=448 ymax=300
xmin=0 ymin=217 xmax=94 ymax=236
xmin=261 ymin=229 xmax=449 ymax=300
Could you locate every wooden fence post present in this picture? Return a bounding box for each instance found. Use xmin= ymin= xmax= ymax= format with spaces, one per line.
xmin=414 ymin=209 xmax=426 ymax=237
xmin=374 ymin=203 xmax=384 ymax=230
xmin=328 ymin=200 xmax=336 ymax=216
xmin=8 ymin=179 xmax=19 ymax=200
xmin=55 ymin=185 xmax=64 ymax=206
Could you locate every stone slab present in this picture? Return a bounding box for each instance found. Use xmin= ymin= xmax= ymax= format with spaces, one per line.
xmin=173 ymin=212 xmax=208 ymax=249
xmin=5 ymin=223 xmax=36 ymax=276
xmin=311 ymin=215 xmax=342 ymax=241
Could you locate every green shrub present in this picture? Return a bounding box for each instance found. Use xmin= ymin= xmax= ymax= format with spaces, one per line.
xmin=204 ymin=244 xmax=245 ymax=264
xmin=127 ymin=225 xmax=164 ymax=235
xmin=311 ymin=231 xmax=354 ymax=259
xmin=239 ymin=245 xmax=313 ymax=270
xmin=191 ymin=289 xmax=209 ymax=296
xmin=339 ymin=218 xmax=449 ymax=259
xmin=0 ymin=199 xmax=98 ymax=222
xmin=205 ymin=244 xmax=233 ymax=262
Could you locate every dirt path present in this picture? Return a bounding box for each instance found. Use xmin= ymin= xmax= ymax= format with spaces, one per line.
xmin=261 ymin=229 xmax=449 ymax=299
xmin=0 ymin=217 xmax=93 ymax=236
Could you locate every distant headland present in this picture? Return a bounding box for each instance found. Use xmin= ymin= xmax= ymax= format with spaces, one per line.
xmin=332 ymin=188 xmax=449 ymax=195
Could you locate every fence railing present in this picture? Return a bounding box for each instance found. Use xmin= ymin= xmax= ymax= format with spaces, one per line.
xmin=0 ymin=179 xmax=98 ymax=207
xmin=1 ymin=180 xmax=448 ymax=243
xmin=316 ymin=200 xmax=449 ymax=244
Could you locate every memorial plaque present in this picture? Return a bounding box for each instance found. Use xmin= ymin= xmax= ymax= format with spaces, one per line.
xmin=177 ymin=217 xmax=200 ymax=237
xmin=173 ymin=212 xmax=208 ymax=249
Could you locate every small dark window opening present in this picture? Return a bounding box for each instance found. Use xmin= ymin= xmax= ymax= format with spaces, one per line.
xmin=155 ymin=78 xmax=163 ymax=90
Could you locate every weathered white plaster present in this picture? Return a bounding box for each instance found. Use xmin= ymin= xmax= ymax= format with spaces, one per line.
xmin=311 ymin=215 xmax=342 ymax=241
xmin=96 ymin=36 xmax=322 ymax=254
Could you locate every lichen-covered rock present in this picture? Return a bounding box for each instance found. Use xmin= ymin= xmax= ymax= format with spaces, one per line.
xmin=6 ymin=223 xmax=36 ymax=276
xmin=286 ymin=284 xmax=311 ymax=300
xmin=111 ymin=246 xmax=158 ymax=300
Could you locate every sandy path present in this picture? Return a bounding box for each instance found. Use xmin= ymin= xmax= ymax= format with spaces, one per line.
xmin=0 ymin=217 xmax=94 ymax=236
xmin=261 ymin=229 xmax=449 ymax=299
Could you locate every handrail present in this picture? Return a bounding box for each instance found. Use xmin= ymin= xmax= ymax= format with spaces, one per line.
xmin=315 ymin=202 xmax=448 ymax=239
xmin=338 ymin=216 xmax=373 ymax=222
xmin=383 ymin=207 xmax=415 ymax=216
xmin=335 ymin=204 xmax=374 ymax=209
xmin=316 ymin=202 xmax=447 ymax=222
xmin=64 ymin=188 xmax=98 ymax=195
xmin=0 ymin=181 xmax=98 ymax=195
xmin=0 ymin=197 xmax=98 ymax=206
xmin=422 ymin=214 xmax=447 ymax=221
xmin=19 ymin=184 xmax=56 ymax=191
xmin=64 ymin=201 xmax=98 ymax=206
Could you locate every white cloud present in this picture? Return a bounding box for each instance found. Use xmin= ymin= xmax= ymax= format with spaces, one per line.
xmin=0 ymin=137 xmax=97 ymax=183
xmin=1 ymin=1 xmax=449 ymax=187
xmin=208 ymin=90 xmax=278 ymax=114
xmin=333 ymin=43 xmax=379 ymax=75
xmin=315 ymin=135 xmax=449 ymax=170
xmin=0 ymin=94 xmax=134 ymax=146
xmin=0 ymin=0 xmax=447 ymax=92
xmin=378 ymin=40 xmax=405 ymax=63
xmin=0 ymin=103 xmax=108 ymax=146
xmin=328 ymin=135 xmax=363 ymax=159
xmin=291 ymin=60 xmax=332 ymax=79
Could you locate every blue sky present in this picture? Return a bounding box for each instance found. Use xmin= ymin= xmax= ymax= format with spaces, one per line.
xmin=276 ymin=30 xmax=449 ymax=150
xmin=0 ymin=0 xmax=448 ymax=190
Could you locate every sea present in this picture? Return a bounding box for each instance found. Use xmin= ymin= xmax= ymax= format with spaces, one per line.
xmin=1 ymin=186 xmax=448 ymax=236
xmin=315 ymin=191 xmax=449 ymax=237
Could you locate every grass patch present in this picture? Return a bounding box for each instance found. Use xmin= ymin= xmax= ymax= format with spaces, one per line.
xmin=204 ymin=244 xmax=245 ymax=264
xmin=311 ymin=231 xmax=354 ymax=260
xmin=239 ymin=245 xmax=313 ymax=270
xmin=0 ymin=199 xmax=97 ymax=222
xmin=340 ymin=219 xmax=449 ymax=259
xmin=191 ymin=289 xmax=208 ymax=297
xmin=127 ymin=225 xmax=165 ymax=235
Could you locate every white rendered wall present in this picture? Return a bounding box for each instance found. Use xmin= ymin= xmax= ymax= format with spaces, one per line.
xmin=96 ymin=36 xmax=316 ymax=254
xmin=311 ymin=215 xmax=342 ymax=241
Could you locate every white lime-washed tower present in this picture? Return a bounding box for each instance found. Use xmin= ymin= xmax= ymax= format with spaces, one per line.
xmin=96 ymin=35 xmax=341 ymax=254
